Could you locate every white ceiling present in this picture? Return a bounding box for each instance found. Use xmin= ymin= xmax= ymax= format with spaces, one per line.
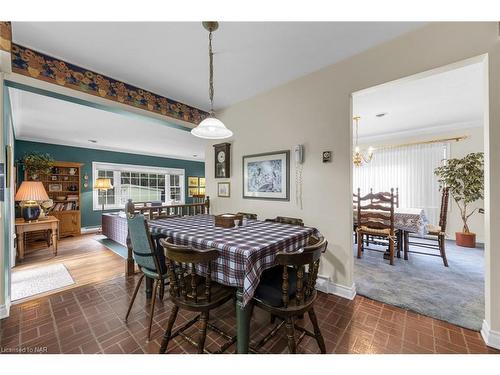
xmin=353 ymin=61 xmax=485 ymax=143
xmin=9 ymin=88 xmax=207 ymax=161
xmin=11 ymin=22 xmax=425 ymax=111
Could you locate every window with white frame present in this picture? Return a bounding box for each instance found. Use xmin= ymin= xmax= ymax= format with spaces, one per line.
xmin=93 ymin=162 xmax=185 ymax=210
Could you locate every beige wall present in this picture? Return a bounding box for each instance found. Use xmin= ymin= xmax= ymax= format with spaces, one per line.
xmin=205 ymin=22 xmax=500 ymax=338
xmin=360 ymin=125 xmax=485 ymax=241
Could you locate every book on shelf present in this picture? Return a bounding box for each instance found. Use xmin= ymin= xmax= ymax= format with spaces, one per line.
xmin=48 ymin=201 xmax=79 ymax=212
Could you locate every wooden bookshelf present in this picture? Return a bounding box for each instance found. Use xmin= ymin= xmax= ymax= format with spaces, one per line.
xmin=26 ymin=161 xmax=83 ymax=237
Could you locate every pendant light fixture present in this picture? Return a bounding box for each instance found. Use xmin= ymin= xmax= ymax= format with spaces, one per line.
xmin=191 ymin=22 xmax=233 ymax=139
xmin=353 ymin=116 xmax=374 ymax=167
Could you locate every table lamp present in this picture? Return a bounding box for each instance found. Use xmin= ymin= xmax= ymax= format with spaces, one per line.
xmin=95 ymin=178 xmax=113 ymax=231
xmin=15 ymin=181 xmax=49 ymax=221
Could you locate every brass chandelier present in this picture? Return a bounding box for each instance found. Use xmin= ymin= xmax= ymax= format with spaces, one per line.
xmin=353 ymin=116 xmax=374 ymax=167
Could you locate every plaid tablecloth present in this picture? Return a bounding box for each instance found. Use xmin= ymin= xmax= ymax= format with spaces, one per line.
xmin=354 ymin=207 xmax=429 ymax=236
xmin=148 ymin=215 xmax=320 ymax=306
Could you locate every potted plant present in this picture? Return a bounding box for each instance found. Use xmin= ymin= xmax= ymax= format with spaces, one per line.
xmin=434 ymin=152 xmax=484 ymax=247
xmin=20 ymin=152 xmax=55 ymax=180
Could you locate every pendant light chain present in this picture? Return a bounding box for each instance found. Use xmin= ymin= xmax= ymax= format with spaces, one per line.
xmin=208 ymin=30 xmax=215 ymax=114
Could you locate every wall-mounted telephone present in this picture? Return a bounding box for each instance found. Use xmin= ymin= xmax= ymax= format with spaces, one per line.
xmin=294 ymin=144 xmax=304 ymax=164
xmin=294 ymin=144 xmax=304 ymax=209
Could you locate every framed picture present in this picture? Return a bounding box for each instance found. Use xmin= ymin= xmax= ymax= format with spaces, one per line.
xmin=217 ymin=182 xmax=230 ymax=198
xmin=48 ymin=183 xmax=63 ymax=192
xmin=243 ymin=150 xmax=290 ymax=201
xmin=188 ymin=176 xmax=199 ymax=187
xmin=188 ymin=187 xmax=199 ymax=197
xmin=199 ymin=177 xmax=206 ymax=187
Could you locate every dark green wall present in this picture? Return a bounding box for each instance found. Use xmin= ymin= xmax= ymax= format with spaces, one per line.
xmin=15 ymin=140 xmax=205 ymax=228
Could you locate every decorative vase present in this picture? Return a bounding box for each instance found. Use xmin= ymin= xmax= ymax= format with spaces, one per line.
xmin=69 ymin=168 xmax=76 ymax=175
xmin=456 ymin=232 xmax=476 ymax=248
xmin=22 ymin=205 xmax=41 ymax=222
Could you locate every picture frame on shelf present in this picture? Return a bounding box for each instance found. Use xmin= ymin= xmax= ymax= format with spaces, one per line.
xmin=242 ymin=150 xmax=290 ymax=201
xmin=188 ymin=176 xmax=199 ymax=187
xmin=217 ymin=182 xmax=230 ymax=198
xmin=48 ymin=183 xmax=63 ymax=192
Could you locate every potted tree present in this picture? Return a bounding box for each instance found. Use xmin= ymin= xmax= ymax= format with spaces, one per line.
xmin=20 ymin=152 xmax=54 ymax=180
xmin=434 ymin=152 xmax=484 ymax=248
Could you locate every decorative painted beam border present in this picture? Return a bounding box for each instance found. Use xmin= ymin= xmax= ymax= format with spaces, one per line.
xmin=10 ymin=43 xmax=209 ymax=125
xmin=0 ymin=22 xmax=12 ymax=53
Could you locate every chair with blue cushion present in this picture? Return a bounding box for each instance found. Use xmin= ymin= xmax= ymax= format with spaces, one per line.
xmin=125 ymin=214 xmax=168 ymax=341
xmin=251 ymin=236 xmax=328 ymax=353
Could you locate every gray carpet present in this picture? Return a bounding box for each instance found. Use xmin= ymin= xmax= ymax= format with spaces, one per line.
xmin=354 ymin=239 xmax=484 ymax=330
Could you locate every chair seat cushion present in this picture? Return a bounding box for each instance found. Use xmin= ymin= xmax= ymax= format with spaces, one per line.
xmin=359 ymin=226 xmax=392 ymax=236
xmin=427 ymin=224 xmax=442 ymax=235
xmin=141 ymin=267 xmax=168 ymax=280
xmin=254 ymin=266 xmax=308 ymax=307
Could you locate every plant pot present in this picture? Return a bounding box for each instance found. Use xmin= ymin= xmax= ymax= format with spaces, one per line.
xmin=456 ymin=232 xmax=476 ymax=248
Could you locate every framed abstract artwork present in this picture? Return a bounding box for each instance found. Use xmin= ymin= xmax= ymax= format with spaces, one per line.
xmin=217 ymin=182 xmax=230 ymax=198
xmin=242 ymin=150 xmax=290 ymax=201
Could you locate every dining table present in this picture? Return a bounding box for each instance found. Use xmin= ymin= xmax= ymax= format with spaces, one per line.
xmin=146 ymin=214 xmax=321 ymax=354
xmin=354 ymin=207 xmax=429 ymax=236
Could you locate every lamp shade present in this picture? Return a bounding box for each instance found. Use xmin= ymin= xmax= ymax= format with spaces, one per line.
xmin=191 ymin=116 xmax=233 ymax=139
xmin=15 ymin=181 xmax=49 ymax=202
xmin=94 ymin=178 xmax=113 ymax=190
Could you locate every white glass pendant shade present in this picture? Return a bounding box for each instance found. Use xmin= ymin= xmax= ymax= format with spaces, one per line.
xmin=191 ymin=116 xmax=233 ymax=139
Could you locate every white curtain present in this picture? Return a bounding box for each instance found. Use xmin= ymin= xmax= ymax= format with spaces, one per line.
xmin=353 ymin=142 xmax=448 ymax=225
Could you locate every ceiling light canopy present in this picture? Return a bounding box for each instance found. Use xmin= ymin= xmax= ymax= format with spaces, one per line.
xmin=191 ymin=22 xmax=233 ymax=140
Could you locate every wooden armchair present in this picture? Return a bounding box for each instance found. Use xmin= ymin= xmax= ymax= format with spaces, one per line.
xmin=237 ymin=212 xmax=258 ymax=220
xmin=356 ymin=188 xmax=398 ymax=265
xmin=251 ymin=236 xmax=328 ymax=353
xmin=405 ymin=187 xmax=449 ymax=266
xmin=158 ymin=238 xmax=236 ymax=354
xmin=266 ymin=216 xmax=304 ymax=226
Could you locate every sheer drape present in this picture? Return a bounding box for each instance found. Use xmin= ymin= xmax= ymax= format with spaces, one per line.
xmin=353 ymin=142 xmax=447 ymax=225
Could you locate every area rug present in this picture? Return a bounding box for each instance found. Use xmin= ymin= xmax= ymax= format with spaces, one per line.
xmin=12 ymin=263 xmax=75 ymax=301
xmin=95 ymin=237 xmax=128 ymax=259
xmin=354 ymin=239 xmax=484 ymax=330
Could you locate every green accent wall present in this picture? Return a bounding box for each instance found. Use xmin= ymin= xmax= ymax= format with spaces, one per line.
xmin=15 ymin=140 xmax=205 ymax=228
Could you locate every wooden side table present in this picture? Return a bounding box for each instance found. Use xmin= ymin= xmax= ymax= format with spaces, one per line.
xmin=15 ymin=216 xmax=59 ymax=261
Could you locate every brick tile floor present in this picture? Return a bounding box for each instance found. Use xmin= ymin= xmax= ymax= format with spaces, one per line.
xmin=1 ymin=275 xmax=498 ymax=354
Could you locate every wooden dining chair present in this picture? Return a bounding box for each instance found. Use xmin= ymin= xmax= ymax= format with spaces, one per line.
xmin=356 ymin=188 xmax=398 ymax=265
xmin=158 ymin=238 xmax=236 ymax=354
xmin=266 ymin=216 xmax=304 ymax=226
xmin=125 ymin=214 xmax=168 ymax=341
xmin=353 ymin=192 xmax=359 ymax=244
xmin=251 ymin=236 xmax=328 ymax=354
xmin=404 ymin=187 xmax=449 ymax=266
xmin=237 ymin=212 xmax=258 ymax=220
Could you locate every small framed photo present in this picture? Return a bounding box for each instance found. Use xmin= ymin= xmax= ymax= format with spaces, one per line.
xmin=322 ymin=151 xmax=332 ymax=163
xmin=48 ymin=184 xmax=63 ymax=192
xmin=199 ymin=177 xmax=206 ymax=187
xmin=188 ymin=187 xmax=199 ymax=197
xmin=188 ymin=176 xmax=199 ymax=187
xmin=218 ymin=182 xmax=230 ymax=198
xmin=50 ymin=175 xmax=58 ymax=181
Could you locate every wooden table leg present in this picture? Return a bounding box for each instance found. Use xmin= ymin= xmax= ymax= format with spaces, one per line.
xmin=404 ymin=231 xmax=409 ymax=260
xmin=236 ymin=288 xmax=252 ymax=354
xmin=17 ymin=231 xmax=25 ymax=261
xmin=51 ymin=225 xmax=58 ymax=256
xmin=145 ymin=276 xmax=154 ymax=299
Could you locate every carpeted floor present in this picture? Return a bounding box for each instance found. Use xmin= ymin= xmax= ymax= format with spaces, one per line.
xmin=354 ymin=238 xmax=484 ymax=330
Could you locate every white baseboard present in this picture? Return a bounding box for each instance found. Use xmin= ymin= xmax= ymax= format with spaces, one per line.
xmin=316 ymin=275 xmax=356 ymax=300
xmin=81 ymin=226 xmax=100 ymax=234
xmin=0 ymin=302 xmax=11 ymax=320
xmin=481 ymin=320 xmax=500 ymax=349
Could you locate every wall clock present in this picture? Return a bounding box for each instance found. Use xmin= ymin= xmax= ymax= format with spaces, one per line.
xmin=214 ymin=142 xmax=231 ymax=178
